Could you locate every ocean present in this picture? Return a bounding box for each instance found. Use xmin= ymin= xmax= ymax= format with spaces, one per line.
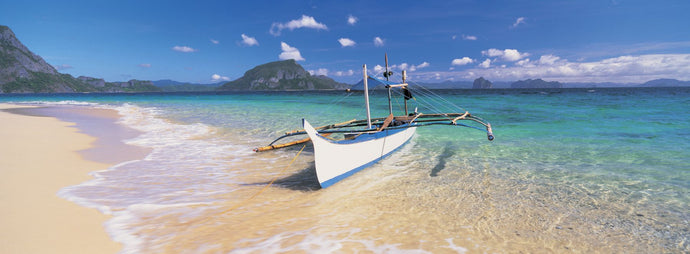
xmin=1 ymin=87 xmax=688 ymax=253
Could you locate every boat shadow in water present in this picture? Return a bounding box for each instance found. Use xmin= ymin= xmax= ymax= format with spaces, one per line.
xmin=246 ymin=165 xmax=322 ymax=192
xmin=272 ymin=165 xmax=322 ymax=191
xmin=430 ymin=144 xmax=455 ymax=177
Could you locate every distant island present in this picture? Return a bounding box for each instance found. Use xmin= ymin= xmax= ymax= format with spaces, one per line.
xmin=473 ymin=77 xmax=493 ymax=89
xmin=2 ymin=24 xmax=690 ymax=94
xmin=217 ymin=59 xmax=349 ymax=91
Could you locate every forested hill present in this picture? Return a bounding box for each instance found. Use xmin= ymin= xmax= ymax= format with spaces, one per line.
xmin=217 ymin=60 xmax=350 ymax=91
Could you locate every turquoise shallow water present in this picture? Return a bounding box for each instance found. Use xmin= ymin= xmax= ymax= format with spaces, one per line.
xmin=2 ymin=87 xmax=688 ymax=253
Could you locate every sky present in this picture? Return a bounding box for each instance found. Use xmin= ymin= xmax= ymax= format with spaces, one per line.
xmin=2 ymin=0 xmax=690 ymax=84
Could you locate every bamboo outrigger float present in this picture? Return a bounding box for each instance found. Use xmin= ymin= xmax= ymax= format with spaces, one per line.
xmin=255 ymin=55 xmax=494 ymax=188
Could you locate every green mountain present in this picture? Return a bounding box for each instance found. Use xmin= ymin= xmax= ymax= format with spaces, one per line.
xmin=217 ymin=59 xmax=350 ymax=91
xmin=0 ymin=25 xmax=160 ymax=93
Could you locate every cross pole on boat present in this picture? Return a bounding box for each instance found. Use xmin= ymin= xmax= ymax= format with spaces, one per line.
xmin=254 ymin=112 xmax=494 ymax=152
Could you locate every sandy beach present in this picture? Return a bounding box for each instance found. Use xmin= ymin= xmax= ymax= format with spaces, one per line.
xmin=0 ymin=103 xmax=121 ymax=254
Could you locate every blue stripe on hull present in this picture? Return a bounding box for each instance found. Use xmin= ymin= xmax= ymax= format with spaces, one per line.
xmin=319 ymin=132 xmax=415 ymax=188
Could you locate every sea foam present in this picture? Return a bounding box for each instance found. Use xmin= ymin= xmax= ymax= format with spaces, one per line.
xmin=58 ymin=102 xmax=249 ymax=253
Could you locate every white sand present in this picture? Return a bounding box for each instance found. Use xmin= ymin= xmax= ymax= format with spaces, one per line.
xmin=0 ymin=104 xmax=121 ymax=254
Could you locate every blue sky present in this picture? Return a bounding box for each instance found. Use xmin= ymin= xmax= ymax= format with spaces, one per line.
xmin=2 ymin=0 xmax=689 ymax=84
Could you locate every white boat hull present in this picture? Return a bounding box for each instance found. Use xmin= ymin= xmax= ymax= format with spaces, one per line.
xmin=303 ymin=119 xmax=416 ymax=188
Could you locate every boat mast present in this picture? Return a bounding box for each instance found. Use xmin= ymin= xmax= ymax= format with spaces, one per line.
xmin=402 ymin=70 xmax=408 ymax=115
xmin=363 ymin=64 xmax=372 ymax=129
xmin=384 ymin=54 xmax=393 ymax=115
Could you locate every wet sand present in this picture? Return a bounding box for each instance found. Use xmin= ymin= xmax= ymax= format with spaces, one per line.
xmin=0 ymin=103 xmax=130 ymax=254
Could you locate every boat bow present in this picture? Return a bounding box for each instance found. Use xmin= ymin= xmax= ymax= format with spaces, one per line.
xmin=303 ymin=119 xmax=416 ymax=188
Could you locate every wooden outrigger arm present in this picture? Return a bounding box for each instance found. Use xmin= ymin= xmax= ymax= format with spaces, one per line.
xmin=253 ymin=133 xmax=332 ymax=152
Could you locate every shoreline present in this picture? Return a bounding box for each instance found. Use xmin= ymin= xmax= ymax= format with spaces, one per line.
xmin=0 ymin=103 xmax=144 ymax=254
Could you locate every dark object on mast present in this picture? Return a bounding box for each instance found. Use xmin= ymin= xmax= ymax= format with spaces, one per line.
xmin=403 ymin=87 xmax=413 ymax=100
xmin=383 ymin=53 xmax=393 ymax=80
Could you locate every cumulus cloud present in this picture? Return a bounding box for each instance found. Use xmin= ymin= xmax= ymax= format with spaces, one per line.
xmin=347 ymin=15 xmax=358 ymax=25
xmin=338 ymin=38 xmax=356 ymax=47
xmin=210 ymin=39 xmax=219 ymax=44
xmin=211 ymin=74 xmax=230 ymax=81
xmin=279 ymin=42 xmax=305 ymax=61
xmin=417 ymin=54 xmax=690 ymax=83
xmin=516 ymin=58 xmax=532 ymax=66
xmin=452 ymin=57 xmax=474 ymax=66
xmin=512 ymin=17 xmax=526 ymax=28
xmin=503 ymin=49 xmax=529 ymax=61
xmin=462 ymin=35 xmax=477 ymax=40
xmin=408 ymin=62 xmax=430 ymax=71
xmin=241 ymin=34 xmax=259 ymax=46
xmin=479 ymin=59 xmax=492 ymax=68
xmin=138 ymin=63 xmax=151 ymax=68
xmin=270 ymin=15 xmax=328 ymax=36
xmin=309 ymin=68 xmax=329 ymax=76
xmin=335 ymin=70 xmax=355 ymax=76
xmin=374 ymin=37 xmax=384 ymax=47
xmin=538 ymin=54 xmax=561 ymax=65
xmin=482 ymin=48 xmax=503 ymax=57
xmin=172 ymin=46 xmax=197 ymax=53
xmin=482 ymin=48 xmax=529 ymax=61
xmin=391 ymin=62 xmax=430 ymax=72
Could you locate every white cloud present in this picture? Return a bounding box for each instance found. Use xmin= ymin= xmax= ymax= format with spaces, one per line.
xmin=417 ymin=54 xmax=690 ymax=83
xmin=479 ymin=59 xmax=491 ymax=68
xmin=503 ymin=49 xmax=529 ymax=61
xmin=452 ymin=57 xmax=474 ymax=65
xmin=482 ymin=48 xmax=504 ymax=57
xmin=347 ymin=15 xmax=358 ymax=25
xmin=391 ymin=62 xmax=429 ymax=72
xmin=512 ymin=17 xmax=526 ymax=28
xmin=309 ymin=68 xmax=328 ymax=76
xmin=172 ymin=46 xmax=197 ymax=53
xmin=270 ymin=15 xmax=328 ymax=36
xmin=335 ymin=70 xmax=355 ymax=76
xmin=338 ymin=38 xmax=356 ymax=47
xmin=241 ymin=34 xmax=259 ymax=46
xmin=462 ymin=35 xmax=477 ymax=41
xmin=374 ymin=37 xmax=384 ymax=47
xmin=138 ymin=63 xmax=151 ymax=68
xmin=211 ymin=74 xmax=230 ymax=81
xmin=516 ymin=58 xmax=532 ymax=66
xmin=482 ymin=48 xmax=529 ymax=61
xmin=374 ymin=65 xmax=384 ymax=73
xmin=210 ymin=39 xmax=219 ymax=44
xmin=538 ymin=54 xmax=561 ymax=65
xmin=279 ymin=42 xmax=305 ymax=61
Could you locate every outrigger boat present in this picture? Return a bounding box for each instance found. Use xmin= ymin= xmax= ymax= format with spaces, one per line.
xmin=255 ymin=55 xmax=494 ymax=188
